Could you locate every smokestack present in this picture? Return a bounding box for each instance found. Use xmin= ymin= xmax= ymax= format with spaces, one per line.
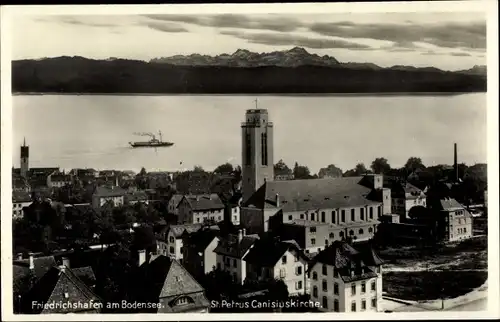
xmin=28 ymin=253 xmax=34 ymax=270
xmin=62 ymin=257 xmax=70 ymax=268
xmin=238 ymin=229 xmax=243 ymax=242
xmin=275 ymin=193 xmax=280 ymax=207
xmin=454 ymin=143 xmax=458 ymax=182
xmin=17 ymin=253 xmax=23 ymax=260
xmin=242 ymin=228 xmax=246 ymax=237
xmin=138 ymin=249 xmax=146 ymax=266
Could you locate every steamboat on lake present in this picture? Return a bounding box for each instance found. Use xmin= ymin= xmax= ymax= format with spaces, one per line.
xmin=129 ymin=131 xmax=174 ymax=148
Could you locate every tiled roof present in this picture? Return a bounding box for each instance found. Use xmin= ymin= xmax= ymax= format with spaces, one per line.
xmin=169 ymin=194 xmax=184 ymax=208
xmin=242 ymin=177 xmax=379 ymax=212
xmin=126 ymin=191 xmax=148 ymax=201
xmin=50 ymin=174 xmax=72 ymax=182
xmin=184 ymin=194 xmax=225 ymax=211
xmin=184 ymin=228 xmax=219 ymax=252
xmin=130 ymin=256 xmax=208 ymax=312
xmin=243 ymin=238 xmax=308 ymax=267
xmin=438 ymin=197 xmax=465 ymax=211
xmin=170 ymin=224 xmax=203 ymax=238
xmin=13 ymin=191 xmax=32 ymax=203
xmin=23 ymin=265 xmax=101 ymax=313
xmin=72 ymin=266 xmax=96 ymax=287
xmin=309 ymin=241 xmax=382 ymax=282
xmin=93 ymin=186 xmax=127 ymax=197
xmin=214 ymin=234 xmax=260 ymax=259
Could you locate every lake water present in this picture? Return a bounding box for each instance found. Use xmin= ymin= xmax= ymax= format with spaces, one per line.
xmin=12 ymin=94 xmax=487 ymax=174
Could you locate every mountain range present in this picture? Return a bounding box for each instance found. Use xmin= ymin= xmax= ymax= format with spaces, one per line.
xmin=12 ymin=47 xmax=486 ymax=94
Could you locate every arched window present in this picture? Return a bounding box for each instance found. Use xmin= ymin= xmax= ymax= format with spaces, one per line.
xmin=339 ymin=231 xmax=344 ymax=238
xmin=349 ymin=230 xmax=354 ymax=236
xmin=322 ymin=296 xmax=328 ymax=309
xmin=312 ymin=272 xmax=318 ymax=280
xmin=368 ymin=227 xmax=373 ymax=233
xmin=359 ymin=228 xmax=364 ymax=234
xmin=312 ymin=286 xmax=318 ymax=298
xmin=329 ymin=232 xmax=334 ymax=239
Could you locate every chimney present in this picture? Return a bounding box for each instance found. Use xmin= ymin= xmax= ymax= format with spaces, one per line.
xmin=28 ymin=253 xmax=34 ymax=270
xmin=138 ymin=249 xmax=146 ymax=266
xmin=275 ymin=193 xmax=280 ymax=207
xmin=454 ymin=143 xmax=459 ymax=182
xmin=242 ymin=228 xmax=246 ymax=236
xmin=59 ymin=265 xmax=66 ymax=273
xmin=62 ymin=257 xmax=70 ymax=268
xmin=238 ymin=229 xmax=243 ymax=242
xmin=17 ymin=253 xmax=23 ymax=260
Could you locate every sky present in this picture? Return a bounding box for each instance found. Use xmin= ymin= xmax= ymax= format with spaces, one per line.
xmin=10 ymin=11 xmax=487 ymax=71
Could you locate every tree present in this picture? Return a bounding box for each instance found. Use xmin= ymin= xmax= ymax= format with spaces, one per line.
xmin=214 ymin=163 xmax=234 ymax=175
xmin=370 ymin=157 xmax=391 ymax=174
xmin=139 ymin=167 xmax=147 ymax=176
xmin=318 ymin=164 xmax=343 ymax=178
xmin=405 ymin=157 xmax=425 ymax=173
xmin=193 ymin=165 xmax=205 ymax=172
xmin=355 ymin=163 xmax=368 ymax=175
xmin=293 ymin=162 xmax=312 ymax=179
xmin=274 ymin=159 xmax=292 ymax=175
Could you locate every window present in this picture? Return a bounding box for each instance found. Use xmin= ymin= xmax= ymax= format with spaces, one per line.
xmin=169 ymin=236 xmax=175 ymax=243
xmin=312 ymin=286 xmax=318 ymax=298
xmin=369 ymin=227 xmax=373 ymax=233
xmin=378 ymin=206 xmax=381 ymax=218
xmin=310 ymin=227 xmax=316 ymax=233
xmin=334 ymin=300 xmax=339 ymax=312
xmin=321 ymin=212 xmax=326 ymax=222
xmin=369 ymin=207 xmax=373 ymax=219
xmin=371 ymin=281 xmax=376 ymax=291
xmin=233 ymin=259 xmax=237 ymax=268
xmin=322 ymin=296 xmax=328 ymax=309
xmin=296 ymin=281 xmax=302 ymax=290
xmin=341 ymin=210 xmax=346 ymax=222
xmin=296 ymin=266 xmax=302 ymax=275
xmin=322 ymin=280 xmax=328 ymax=291
xmin=351 ymin=209 xmax=355 ymax=221
xmin=245 ymin=132 xmax=252 ymax=165
xmin=334 ymin=282 xmax=339 ymax=295
xmin=233 ymin=208 xmax=237 ymax=213
xmin=196 ymin=218 xmax=200 ymax=223
xmin=351 ymin=284 xmax=356 ymax=295
xmin=295 ymin=255 xmax=299 ymax=262
xmin=169 ymin=246 xmax=174 ymax=253
xmin=360 ymin=208 xmax=365 ymax=220
xmin=282 ymin=255 xmax=287 ymax=264
xmin=351 ymin=301 xmax=357 ymax=312
xmin=325 ymin=239 xmax=329 ymax=246
xmin=322 ymin=265 xmax=327 ymax=275
xmin=349 ymin=230 xmax=354 ymax=236
xmin=311 ymin=213 xmax=315 ymax=221
xmin=359 ymin=228 xmax=364 ymax=235
xmin=288 ymin=215 xmax=292 ymax=221
xmin=298 ymin=213 xmax=304 ymax=219
xmin=371 ymin=297 xmax=377 ymax=308
xmin=339 ymin=231 xmax=344 ymax=238
xmin=312 ymin=272 xmax=318 ymax=280
xmin=361 ymin=282 xmax=366 ymax=293
xmin=280 ymin=268 xmax=286 ymax=278
xmin=218 ymin=216 xmax=222 ymax=221
xmin=329 ymin=232 xmax=335 ymax=239
xmin=361 ymin=299 xmax=366 ymax=311
xmin=311 ymin=238 xmax=316 ymax=245
xmin=261 ymin=133 xmax=268 ymax=165
xmin=176 ymin=297 xmax=189 ymax=306
xmin=332 ymin=211 xmax=336 ymax=223
xmin=217 ymin=262 xmax=221 ymax=270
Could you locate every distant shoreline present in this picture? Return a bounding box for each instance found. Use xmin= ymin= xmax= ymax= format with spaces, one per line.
xmin=12 ymin=92 xmax=482 ymax=97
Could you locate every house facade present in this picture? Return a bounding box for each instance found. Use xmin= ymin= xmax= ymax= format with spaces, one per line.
xmin=168 ymin=194 xmax=184 ymax=215
xmin=91 ymin=186 xmax=126 ymax=209
xmin=386 ymin=179 xmax=426 ymax=221
xmin=308 ymin=241 xmax=383 ymax=312
xmin=12 ymin=191 xmax=32 ymax=220
xmin=157 ymin=224 xmax=203 ymax=264
xmin=244 ymin=239 xmax=309 ymax=296
xmin=177 ymin=194 xmax=225 ymax=224
xmin=47 ymin=173 xmax=72 ymax=188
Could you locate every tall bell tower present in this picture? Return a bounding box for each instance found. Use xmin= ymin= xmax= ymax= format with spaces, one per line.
xmin=241 ymin=102 xmax=274 ymax=202
xmin=20 ymin=137 xmax=29 ymax=178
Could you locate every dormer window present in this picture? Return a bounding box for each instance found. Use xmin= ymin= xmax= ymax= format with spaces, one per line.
xmin=176 ymin=297 xmax=190 ymax=306
xmin=64 ymin=292 xmax=69 ymax=299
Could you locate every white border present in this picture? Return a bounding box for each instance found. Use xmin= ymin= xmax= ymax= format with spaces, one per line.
xmin=1 ymin=1 xmax=499 ymax=320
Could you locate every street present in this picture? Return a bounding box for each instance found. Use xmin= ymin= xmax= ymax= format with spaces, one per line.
xmin=446 ymin=298 xmax=487 ymax=311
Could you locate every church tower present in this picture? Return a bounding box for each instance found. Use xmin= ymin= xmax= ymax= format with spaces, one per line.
xmin=20 ymin=137 xmax=29 ymax=178
xmin=241 ymin=104 xmax=274 ymax=202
